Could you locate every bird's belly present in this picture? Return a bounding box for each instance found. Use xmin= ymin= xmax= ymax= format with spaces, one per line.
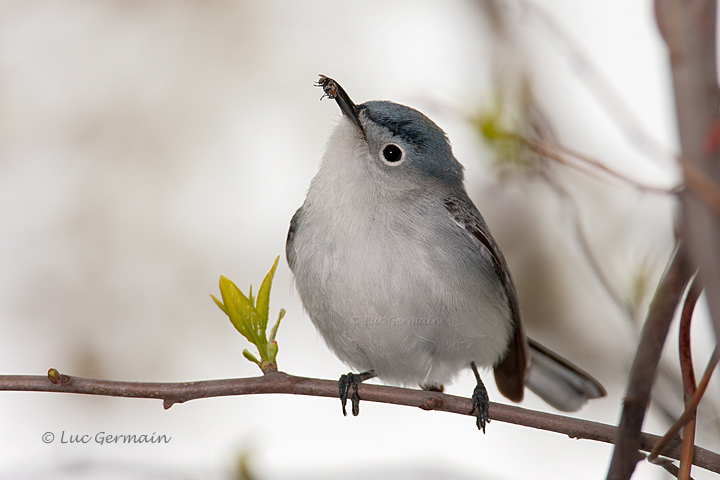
xmin=292 ymin=226 xmax=512 ymax=387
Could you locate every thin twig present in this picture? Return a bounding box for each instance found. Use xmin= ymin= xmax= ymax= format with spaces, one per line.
xmin=680 ymin=418 xmax=697 ymax=480
xmin=648 ymin=346 xmax=720 ymax=462
xmin=531 ymin=137 xmax=678 ymax=195
xmin=679 ymin=282 xmax=700 ymax=395
xmin=1 ymin=369 xmax=719 ymax=473
xmin=678 ymin=279 xmax=701 ymax=479
xmin=492 ymin=131 xmax=677 ymax=195
xmin=607 ymin=246 xmax=692 ymax=480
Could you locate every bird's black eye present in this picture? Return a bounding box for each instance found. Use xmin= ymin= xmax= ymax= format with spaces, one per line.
xmin=382 ymin=144 xmax=403 ymax=163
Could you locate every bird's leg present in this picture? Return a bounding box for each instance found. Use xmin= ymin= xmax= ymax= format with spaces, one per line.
xmin=339 ymin=370 xmax=376 ymax=416
xmin=469 ymin=361 xmax=490 ymax=433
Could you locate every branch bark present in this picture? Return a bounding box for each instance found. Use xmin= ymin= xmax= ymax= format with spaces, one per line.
xmin=2 ymin=370 xmax=720 ymax=474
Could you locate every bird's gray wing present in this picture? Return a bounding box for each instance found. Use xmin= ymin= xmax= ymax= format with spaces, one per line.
xmin=286 ymin=207 xmax=303 ymax=271
xmin=443 ymin=196 xmax=528 ymax=402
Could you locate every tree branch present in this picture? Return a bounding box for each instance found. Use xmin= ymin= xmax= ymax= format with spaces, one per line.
xmin=1 ymin=369 xmax=719 ymax=474
xmin=656 ymin=0 xmax=720 ymax=339
xmin=606 ymin=246 xmax=693 ymax=479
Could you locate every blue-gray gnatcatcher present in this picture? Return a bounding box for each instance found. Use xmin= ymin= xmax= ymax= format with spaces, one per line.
xmin=286 ymin=75 xmax=605 ymax=431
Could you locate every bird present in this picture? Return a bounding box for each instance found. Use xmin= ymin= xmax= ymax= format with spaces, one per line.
xmin=286 ymin=75 xmax=605 ymax=431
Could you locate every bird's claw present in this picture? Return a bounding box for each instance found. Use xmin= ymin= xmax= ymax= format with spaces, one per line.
xmin=338 ymin=371 xmax=375 ymax=417
xmin=470 ymin=381 xmax=490 ymax=433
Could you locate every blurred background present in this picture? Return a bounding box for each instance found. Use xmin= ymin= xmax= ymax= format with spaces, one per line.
xmin=0 ymin=1 xmax=717 ymax=478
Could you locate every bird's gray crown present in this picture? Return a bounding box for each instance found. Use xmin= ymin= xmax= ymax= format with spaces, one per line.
xmin=360 ymin=101 xmax=448 ymax=149
xmin=358 ymin=100 xmax=463 ymax=185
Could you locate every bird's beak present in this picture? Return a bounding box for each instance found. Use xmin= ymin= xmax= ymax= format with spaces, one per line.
xmin=316 ymin=75 xmax=365 ymax=136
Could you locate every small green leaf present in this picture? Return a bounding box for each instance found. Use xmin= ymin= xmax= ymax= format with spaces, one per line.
xmin=218 ymin=275 xmax=260 ymax=346
xmin=243 ymin=349 xmax=261 ymax=365
xmin=256 ymin=256 xmax=280 ymax=333
xmin=269 ymin=308 xmax=286 ymax=343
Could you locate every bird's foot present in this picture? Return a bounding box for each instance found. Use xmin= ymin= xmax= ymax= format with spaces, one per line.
xmin=470 ymin=362 xmax=490 ymax=433
xmin=339 ymin=370 xmax=376 ymax=416
xmin=470 ymin=382 xmax=490 ymax=433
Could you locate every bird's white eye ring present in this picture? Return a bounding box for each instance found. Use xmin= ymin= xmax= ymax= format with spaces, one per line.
xmin=380 ymin=144 xmax=404 ymax=165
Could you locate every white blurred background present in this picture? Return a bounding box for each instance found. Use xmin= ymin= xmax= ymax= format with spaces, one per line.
xmin=0 ymin=1 xmax=717 ymax=479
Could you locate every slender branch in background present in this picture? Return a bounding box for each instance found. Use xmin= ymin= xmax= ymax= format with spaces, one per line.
xmin=677 ymin=280 xmax=701 ymax=480
xmin=1 ymin=369 xmax=720 ymax=474
xmin=525 ymin=136 xmax=679 ymax=196
xmin=517 ymin=0 xmax=677 ymax=167
xmin=503 ymin=109 xmax=720 ymax=220
xmin=656 ymin=0 xmax=720 ymax=342
xmin=546 ymin=135 xmax=720 ymax=218
xmin=606 ymin=247 xmax=692 ymax=480
xmin=539 ymin=170 xmax=637 ymax=323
